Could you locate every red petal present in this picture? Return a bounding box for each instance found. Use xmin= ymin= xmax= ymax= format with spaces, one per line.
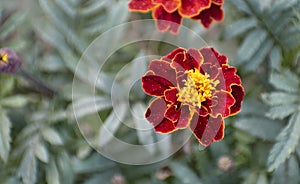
xmin=142 ymin=71 xmax=173 ymax=96
xmin=179 ymin=0 xmax=211 ymax=17
xmin=153 ymin=6 xmax=182 ymax=34
xmin=190 ymin=114 xmax=224 ymax=146
xmin=230 ymin=85 xmax=245 ymax=115
xmin=128 ymin=0 xmax=156 ymax=12
xmin=176 ymin=72 xmax=187 ymax=89
xmin=165 ymin=104 xmax=180 ymax=122
xmin=200 ymin=63 xmax=220 ymax=80
xmin=211 ymin=91 xmax=235 ymax=117
xmin=195 ymin=100 xmax=212 ymax=116
xmin=200 ymin=47 xmax=228 ymax=67
xmin=161 ymin=48 xmax=186 ymax=62
xmin=212 ymin=0 xmax=224 ymax=5
xmin=175 ymin=105 xmax=192 ymax=129
xmin=171 ymin=48 xmax=202 ymax=72
xmin=145 ymin=98 xmax=177 ymax=133
xmin=153 ymin=0 xmax=180 ymax=13
xmin=164 ymin=88 xmax=178 ymax=103
xmin=149 ymin=60 xmax=177 ymax=85
xmin=193 ymin=4 xmax=224 ymax=28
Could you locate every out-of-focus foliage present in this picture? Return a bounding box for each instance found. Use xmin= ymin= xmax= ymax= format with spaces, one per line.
xmin=0 ymin=0 xmax=299 ymax=183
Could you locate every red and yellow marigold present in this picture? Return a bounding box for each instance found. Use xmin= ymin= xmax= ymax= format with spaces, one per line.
xmin=142 ymin=47 xmax=244 ymax=146
xmin=128 ymin=0 xmax=224 ymax=34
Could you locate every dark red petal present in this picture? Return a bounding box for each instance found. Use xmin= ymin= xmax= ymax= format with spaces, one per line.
xmin=175 ymin=105 xmax=192 ymax=129
xmin=153 ymin=6 xmax=182 ymax=34
xmin=179 ymin=0 xmax=211 ymax=17
xmin=145 ymin=98 xmax=177 ymax=133
xmin=230 ymin=85 xmax=245 ymax=115
xmin=176 ymin=72 xmax=188 ymax=89
xmin=165 ymin=104 xmax=181 ymax=122
xmin=200 ymin=47 xmax=228 ymax=67
xmin=195 ymin=100 xmax=212 ymax=116
xmin=171 ymin=48 xmax=202 ymax=72
xmin=193 ymin=4 xmax=224 ymax=28
xmin=161 ymin=48 xmax=186 ymax=62
xmin=149 ymin=59 xmax=177 ymax=85
xmin=128 ymin=0 xmax=156 ymax=12
xmin=200 ymin=63 xmax=220 ymax=80
xmin=164 ymin=88 xmax=178 ymax=103
xmin=142 ymin=71 xmax=173 ymax=96
xmin=211 ymin=91 xmax=235 ymax=118
xmin=212 ymin=0 xmax=224 ymax=5
xmin=190 ymin=114 xmax=224 ymax=146
xmin=153 ymin=0 xmax=180 ymax=13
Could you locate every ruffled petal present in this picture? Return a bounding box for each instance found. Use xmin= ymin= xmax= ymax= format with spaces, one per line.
xmin=128 ymin=0 xmax=156 ymax=12
xmin=200 ymin=63 xmax=220 ymax=80
xmin=149 ymin=59 xmax=177 ymax=85
xmin=200 ymin=47 xmax=228 ymax=67
xmin=212 ymin=0 xmax=224 ymax=5
xmin=193 ymin=4 xmax=224 ymax=28
xmin=230 ymin=85 xmax=245 ymax=115
xmin=142 ymin=71 xmax=173 ymax=96
xmin=164 ymin=88 xmax=178 ymax=103
xmin=171 ymin=48 xmax=203 ymax=72
xmin=211 ymin=91 xmax=235 ymax=117
xmin=153 ymin=6 xmax=182 ymax=34
xmin=161 ymin=48 xmax=185 ymax=62
xmin=190 ymin=114 xmax=224 ymax=146
xmin=179 ymin=0 xmax=211 ymax=17
xmin=153 ymin=0 xmax=181 ymax=13
xmin=165 ymin=104 xmax=181 ymax=122
xmin=195 ymin=100 xmax=212 ymax=116
xmin=175 ymin=105 xmax=192 ymax=128
xmin=145 ymin=98 xmax=177 ymax=133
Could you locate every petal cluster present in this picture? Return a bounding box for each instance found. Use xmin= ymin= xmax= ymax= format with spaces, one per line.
xmin=142 ymin=47 xmax=244 ymax=146
xmin=128 ymin=0 xmax=224 ymax=34
xmin=0 ymin=48 xmax=22 ymax=74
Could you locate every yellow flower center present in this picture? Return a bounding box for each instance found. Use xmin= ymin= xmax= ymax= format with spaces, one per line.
xmin=177 ymin=69 xmax=219 ymax=108
xmin=0 ymin=53 xmax=8 ymax=63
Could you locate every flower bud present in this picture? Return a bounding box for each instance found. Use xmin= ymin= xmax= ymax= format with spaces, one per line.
xmin=0 ymin=48 xmax=22 ymax=74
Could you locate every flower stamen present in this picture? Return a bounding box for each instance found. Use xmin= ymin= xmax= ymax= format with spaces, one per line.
xmin=177 ymin=69 xmax=219 ymax=108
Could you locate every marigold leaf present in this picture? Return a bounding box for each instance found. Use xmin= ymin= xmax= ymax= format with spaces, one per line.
xmin=18 ymin=150 xmax=37 ymax=184
xmin=261 ymin=92 xmax=298 ymax=106
xmin=0 ymin=110 xmax=11 ymax=163
xmin=266 ymin=104 xmax=298 ymax=120
xmin=169 ymin=162 xmax=203 ymax=184
xmin=269 ymin=70 xmax=299 ymax=93
xmin=42 ymin=128 xmax=64 ymax=146
xmin=46 ymin=159 xmax=60 ymax=184
xmin=0 ymin=95 xmax=29 ymax=108
xmin=269 ymin=46 xmax=282 ymax=71
xmin=268 ymin=112 xmax=300 ymax=172
xmin=34 ymin=143 xmax=49 ymax=163
xmin=223 ymin=18 xmax=257 ymax=40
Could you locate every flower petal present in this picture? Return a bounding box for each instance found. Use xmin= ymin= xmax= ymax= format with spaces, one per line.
xmin=200 ymin=47 xmax=228 ymax=67
xmin=153 ymin=0 xmax=181 ymax=13
xmin=145 ymin=98 xmax=177 ymax=133
xmin=153 ymin=6 xmax=182 ymax=34
xmin=190 ymin=114 xmax=224 ymax=146
xmin=161 ymin=48 xmax=185 ymax=62
xmin=171 ymin=48 xmax=203 ymax=72
xmin=128 ymin=0 xmax=156 ymax=12
xmin=230 ymin=85 xmax=245 ymax=115
xmin=193 ymin=4 xmax=224 ymax=28
xmin=149 ymin=59 xmax=177 ymax=85
xmin=164 ymin=88 xmax=178 ymax=103
xmin=179 ymin=0 xmax=211 ymax=17
xmin=212 ymin=0 xmax=224 ymax=5
xmin=175 ymin=105 xmax=192 ymax=129
xmin=142 ymin=71 xmax=174 ymax=96
xmin=165 ymin=104 xmax=181 ymax=122
xmin=195 ymin=100 xmax=212 ymax=116
xmin=211 ymin=91 xmax=235 ymax=118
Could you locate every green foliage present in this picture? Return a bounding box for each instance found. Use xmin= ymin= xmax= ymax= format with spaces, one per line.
xmin=0 ymin=0 xmax=300 ymax=183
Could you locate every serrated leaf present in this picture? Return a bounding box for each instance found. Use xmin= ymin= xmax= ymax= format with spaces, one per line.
xmin=46 ymin=159 xmax=60 ymax=184
xmin=245 ymin=38 xmax=273 ymax=71
xmin=42 ymin=128 xmax=63 ymax=145
xmin=268 ymin=112 xmax=300 ymax=171
xmin=236 ymin=29 xmax=267 ymax=65
xmin=169 ymin=162 xmax=203 ymax=184
xmin=269 ymin=70 xmax=299 ymax=92
xmin=97 ymin=102 xmax=127 ymax=147
xmin=223 ymin=18 xmax=257 ymax=40
xmin=34 ymin=143 xmax=49 ymax=163
xmin=266 ymin=104 xmax=298 ymax=120
xmin=0 ymin=95 xmax=29 ymax=108
xmin=287 ymin=155 xmax=300 ymax=184
xmin=234 ymin=117 xmax=283 ymax=141
xmin=269 ymin=46 xmax=282 ymax=70
xmin=18 ymin=150 xmax=37 ymax=184
xmin=261 ymin=92 xmax=298 ymax=106
xmin=0 ymin=110 xmax=11 ymax=162
xmin=71 ymin=96 xmax=112 ymax=119
xmin=230 ymin=0 xmax=252 ymax=14
xmin=57 ymin=152 xmax=74 ymax=184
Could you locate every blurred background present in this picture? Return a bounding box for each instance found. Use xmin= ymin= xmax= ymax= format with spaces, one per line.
xmin=0 ymin=0 xmax=300 ymax=183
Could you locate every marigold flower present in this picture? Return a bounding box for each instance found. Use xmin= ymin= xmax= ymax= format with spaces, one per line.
xmin=0 ymin=48 xmax=22 ymax=74
xmin=142 ymin=47 xmax=244 ymax=146
xmin=128 ymin=0 xmax=224 ymax=34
